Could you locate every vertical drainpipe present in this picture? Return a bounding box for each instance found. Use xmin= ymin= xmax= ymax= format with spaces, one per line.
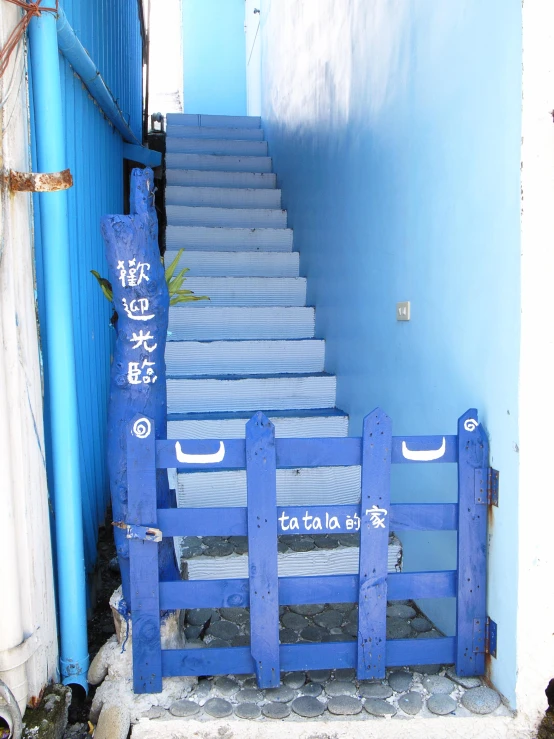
xmin=27 ymin=10 xmax=89 ymax=690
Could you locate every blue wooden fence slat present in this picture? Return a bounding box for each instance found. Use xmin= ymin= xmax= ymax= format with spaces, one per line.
xmin=127 ymin=415 xmax=162 ymax=693
xmin=357 ymin=409 xmax=392 ymax=680
xmin=246 ymin=413 xmax=280 ymax=688
xmin=456 ymin=410 xmax=488 ymax=676
xmin=157 ymin=503 xmax=458 ymax=537
xmin=158 ymin=570 xmax=457 ymax=610
xmin=160 ymin=637 xmax=456 ymax=678
xmin=156 ymin=434 xmax=457 ymax=470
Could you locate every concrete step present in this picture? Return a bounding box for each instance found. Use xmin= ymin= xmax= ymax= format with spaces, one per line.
xmin=166 ymin=185 xmax=281 ymax=209
xmin=185 ymin=538 xmax=403 ymax=580
xmin=166 ymin=339 xmax=325 ymax=375
xmin=177 ymin=465 xmax=359 ymax=507
xmin=166 ymin=113 xmax=261 ymax=128
xmin=166 ymin=226 xmax=293 ymax=252
xmin=180 ymin=277 xmax=306 ymax=306
xmin=166 ymin=169 xmax=276 ymax=189
xmin=166 ymin=250 xmax=299 ymax=277
xmin=166 ymin=137 xmax=268 ymax=156
xmin=167 ymin=373 xmax=336 ymax=413
xmin=166 ymin=124 xmax=264 ymax=140
xmin=167 ymin=205 xmax=287 ymax=229
xmin=168 ymin=306 xmax=315 ymax=341
xmin=166 ymin=153 xmax=272 ymax=173
xmin=168 ymin=408 xmax=348 ymax=440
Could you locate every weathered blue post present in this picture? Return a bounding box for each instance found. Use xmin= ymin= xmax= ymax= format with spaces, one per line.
xmin=102 ymin=168 xmax=179 ymax=608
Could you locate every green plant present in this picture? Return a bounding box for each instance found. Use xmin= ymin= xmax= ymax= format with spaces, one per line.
xmin=90 ymin=248 xmax=209 ymax=310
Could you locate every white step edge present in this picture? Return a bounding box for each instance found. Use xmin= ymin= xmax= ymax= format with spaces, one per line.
xmin=166 ymin=138 xmax=268 ymax=156
xmin=166 ymin=153 xmax=272 ymax=173
xmin=166 ymin=170 xmax=277 ymax=189
xmin=177 ymin=466 xmax=360 ymax=507
xmin=166 ymin=113 xmax=261 ymax=128
xmin=168 ymin=412 xmax=348 ymax=440
xmin=166 ymin=226 xmax=293 ymax=252
xmin=167 ymin=125 xmax=264 ymax=140
xmin=178 ymin=277 xmax=307 ymax=307
xmin=168 ymin=306 xmax=314 ymax=341
xmin=185 ymin=538 xmax=403 ymax=579
xmin=167 ymin=205 xmax=287 ymax=229
xmin=167 ymin=374 xmax=337 ymax=413
xmin=166 ymin=251 xmax=299 ymax=277
xmin=166 ymin=339 xmax=325 ymax=375
xmin=166 ymin=185 xmax=281 ymax=209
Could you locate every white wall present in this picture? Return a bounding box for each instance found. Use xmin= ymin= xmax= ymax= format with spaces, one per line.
xmin=0 ymin=5 xmax=58 ymax=713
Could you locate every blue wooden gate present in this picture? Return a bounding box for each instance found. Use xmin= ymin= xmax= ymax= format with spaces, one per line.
xmin=125 ymin=407 xmax=495 ymax=693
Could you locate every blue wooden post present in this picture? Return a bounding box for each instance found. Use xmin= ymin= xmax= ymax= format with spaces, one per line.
xmin=102 ymin=167 xmax=179 ymax=608
xmin=246 ymin=412 xmax=280 ymax=688
xmin=357 ymin=408 xmax=392 ymax=680
xmin=127 ymin=414 xmax=162 ymax=693
xmin=456 ymin=409 xmax=488 ymax=676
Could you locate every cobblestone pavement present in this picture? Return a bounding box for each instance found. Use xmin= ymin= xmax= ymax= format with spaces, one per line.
xmin=143 ymin=600 xmax=506 ymax=723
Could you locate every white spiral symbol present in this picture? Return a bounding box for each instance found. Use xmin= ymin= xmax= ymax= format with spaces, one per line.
xmin=133 ymin=417 xmax=151 ymax=439
xmin=464 ymin=418 xmax=479 ymax=432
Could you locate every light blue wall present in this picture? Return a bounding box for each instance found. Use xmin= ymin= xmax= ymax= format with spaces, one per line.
xmin=260 ymin=0 xmax=521 ymax=704
xmin=182 ymin=0 xmax=247 ymax=115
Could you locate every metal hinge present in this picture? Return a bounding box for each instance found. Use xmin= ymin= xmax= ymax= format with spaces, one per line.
xmin=112 ymin=521 xmax=162 ymax=542
xmin=473 ymin=617 xmax=498 ymax=658
xmin=475 ymin=467 xmax=499 ymax=506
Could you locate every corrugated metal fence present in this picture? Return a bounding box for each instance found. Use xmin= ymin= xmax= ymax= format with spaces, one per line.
xmin=33 ymin=0 xmax=144 ymax=580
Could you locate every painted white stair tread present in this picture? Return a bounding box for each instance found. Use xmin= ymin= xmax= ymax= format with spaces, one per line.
xmin=168 ymin=410 xmax=349 ymax=440
xmin=167 ymin=124 xmax=264 ymax=140
xmin=167 ymin=374 xmax=336 ymax=413
xmin=166 ymin=153 xmax=272 ymax=173
xmin=166 ymin=225 xmax=292 ymax=252
xmin=177 ymin=466 xmax=360 ymax=507
xmin=166 ymin=137 xmax=268 ymax=156
xmin=165 ymin=339 xmax=324 ymax=375
xmin=165 ymin=250 xmax=299 ymax=277
xmin=168 ymin=306 xmax=314 ymax=340
xmin=178 ymin=277 xmax=306 ymax=307
xmin=185 ymin=539 xmax=402 ymax=580
xmin=167 ymin=205 xmax=287 ymax=229
xmin=166 ymin=170 xmax=276 ymax=190
xmin=166 ymin=113 xmax=261 ymax=128
xmin=166 ymin=185 xmax=281 ymax=209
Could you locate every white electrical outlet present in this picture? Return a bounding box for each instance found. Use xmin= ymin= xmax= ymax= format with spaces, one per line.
xmin=397 ymin=301 xmax=410 ymax=321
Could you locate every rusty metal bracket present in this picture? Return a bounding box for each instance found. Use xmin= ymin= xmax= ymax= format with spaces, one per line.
xmin=112 ymin=521 xmax=162 ymax=543
xmin=475 ymin=467 xmax=499 ymax=506
xmin=5 ymin=168 xmax=73 ymax=192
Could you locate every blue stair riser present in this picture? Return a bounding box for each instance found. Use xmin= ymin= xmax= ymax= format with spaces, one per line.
xmin=166 ymin=185 xmax=281 ymax=209
xmin=165 ymin=339 xmax=325 ymax=375
xmin=168 ymin=306 xmax=315 ymax=341
xmin=180 ymin=276 xmax=306 ymax=306
xmin=167 ymin=205 xmax=287 ymax=229
xmin=177 ymin=466 xmax=360 ymax=508
xmin=166 ymin=226 xmax=293 ymax=252
xmin=167 ymin=250 xmax=299 ymax=277
xmin=167 ymin=375 xmax=337 ymax=413
xmin=167 ymin=411 xmax=348 ymax=440
xmin=166 ymin=125 xmax=265 ymax=141
xmin=166 ymin=170 xmax=277 ymax=189
xmin=166 ymin=153 xmax=272 ymax=173
xmin=166 ymin=113 xmax=261 ymax=128
xmin=166 ymin=137 xmax=268 ymax=156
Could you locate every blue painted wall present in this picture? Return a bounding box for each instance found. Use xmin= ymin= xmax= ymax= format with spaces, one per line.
xmin=260 ymin=0 xmax=521 ymax=704
xmin=33 ymin=0 xmax=143 ymax=579
xmin=182 ymin=0 xmax=247 ymax=115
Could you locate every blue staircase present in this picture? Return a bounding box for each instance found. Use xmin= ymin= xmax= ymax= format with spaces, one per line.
xmin=163 ymin=113 xmax=401 ymax=579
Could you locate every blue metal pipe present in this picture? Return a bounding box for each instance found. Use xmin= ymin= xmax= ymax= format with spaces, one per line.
xmin=56 ymin=7 xmax=141 ymax=145
xmin=28 ymin=10 xmax=89 ymax=691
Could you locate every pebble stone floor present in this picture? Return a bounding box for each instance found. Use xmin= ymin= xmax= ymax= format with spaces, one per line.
xmin=144 ymin=600 xmax=505 ymax=722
